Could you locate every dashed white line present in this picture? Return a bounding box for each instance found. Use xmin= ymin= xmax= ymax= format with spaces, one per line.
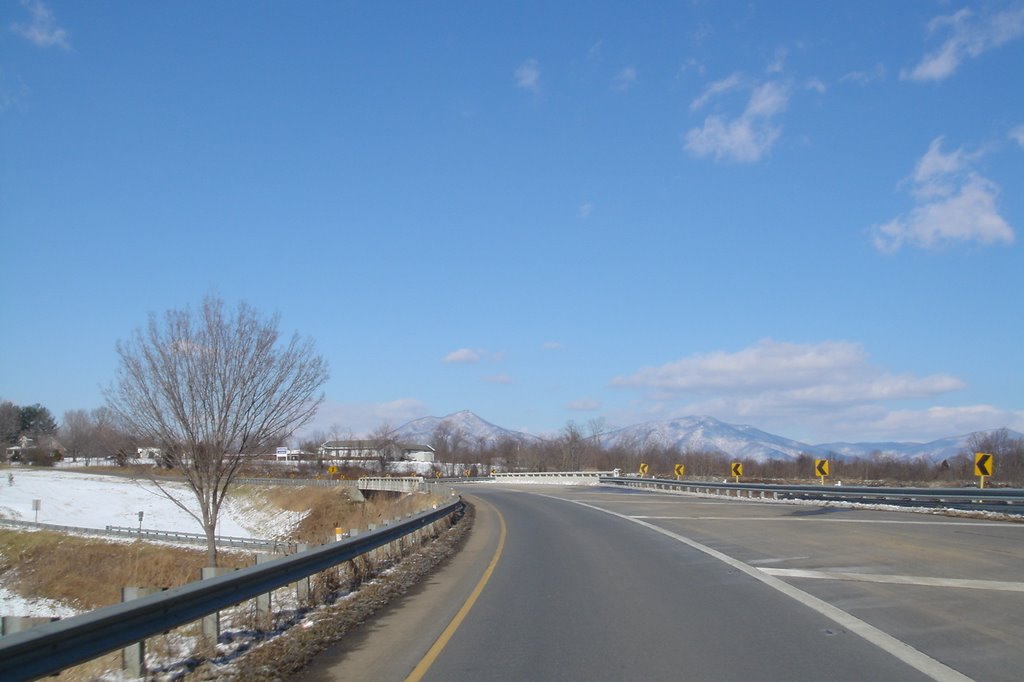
xmin=630 ymin=515 xmax=1022 ymax=526
xmin=761 ymin=568 xmax=1024 ymax=592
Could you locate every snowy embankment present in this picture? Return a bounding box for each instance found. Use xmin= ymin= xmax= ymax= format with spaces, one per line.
xmin=0 ymin=468 xmax=307 ymax=618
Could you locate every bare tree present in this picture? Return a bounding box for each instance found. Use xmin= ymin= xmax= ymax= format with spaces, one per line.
xmin=429 ymin=421 xmax=455 ymax=462
xmin=370 ymin=422 xmax=399 ymax=473
xmin=559 ymin=421 xmax=585 ymax=471
xmin=105 ymin=296 xmax=329 ymax=566
xmin=60 ymin=409 xmax=93 ymax=462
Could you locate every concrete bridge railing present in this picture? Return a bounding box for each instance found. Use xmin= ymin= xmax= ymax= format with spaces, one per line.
xmin=357 ymin=476 xmax=427 ymax=493
xmin=489 ymin=471 xmax=618 ymax=485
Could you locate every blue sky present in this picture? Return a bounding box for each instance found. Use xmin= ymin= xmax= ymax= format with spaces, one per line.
xmin=2 ymin=1 xmax=1022 ymax=444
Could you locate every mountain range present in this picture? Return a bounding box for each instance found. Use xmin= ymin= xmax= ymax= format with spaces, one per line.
xmin=394 ymin=410 xmax=1020 ymax=463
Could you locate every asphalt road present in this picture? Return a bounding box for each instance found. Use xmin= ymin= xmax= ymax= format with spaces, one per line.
xmin=304 ymin=485 xmax=1024 ymax=681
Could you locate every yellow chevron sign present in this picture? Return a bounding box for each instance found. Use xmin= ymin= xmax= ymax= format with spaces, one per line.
xmin=815 ymin=459 xmax=829 ymax=477
xmin=975 ymin=452 xmax=993 ymax=478
xmin=639 ymin=463 xmax=649 ymax=476
xmin=674 ymin=463 xmax=684 ymax=478
xmin=730 ymin=462 xmax=742 ymax=478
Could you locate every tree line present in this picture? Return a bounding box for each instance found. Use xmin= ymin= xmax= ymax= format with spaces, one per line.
xmin=419 ymin=421 xmax=1024 ymax=486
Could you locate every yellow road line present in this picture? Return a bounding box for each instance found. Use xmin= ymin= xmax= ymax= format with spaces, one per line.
xmin=405 ymin=499 xmax=507 ymax=682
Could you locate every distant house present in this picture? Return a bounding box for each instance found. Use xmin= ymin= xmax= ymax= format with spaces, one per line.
xmin=318 ymin=440 xmax=435 ymax=464
xmin=5 ymin=436 xmax=35 ymax=462
xmin=137 ymin=447 xmax=163 ymax=461
xmin=273 ymin=448 xmax=307 ymax=462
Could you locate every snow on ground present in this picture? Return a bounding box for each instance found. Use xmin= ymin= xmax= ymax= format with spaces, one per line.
xmin=0 ymin=584 xmax=78 ymax=618
xmin=0 ymin=468 xmax=253 ymax=536
xmin=0 ymin=467 xmax=311 ymax=620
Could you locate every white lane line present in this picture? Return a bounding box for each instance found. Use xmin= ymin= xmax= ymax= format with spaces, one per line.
xmin=630 ymin=515 xmax=1023 ymax=526
xmin=545 ymin=494 xmax=973 ymax=682
xmin=761 ymin=568 xmax=1024 ymax=592
xmin=748 ymin=556 xmax=811 ymax=565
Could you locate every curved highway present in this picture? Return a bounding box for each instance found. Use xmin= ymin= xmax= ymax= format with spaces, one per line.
xmin=302 ymin=485 xmax=1024 ymax=681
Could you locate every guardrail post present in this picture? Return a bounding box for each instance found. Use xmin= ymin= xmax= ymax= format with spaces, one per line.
xmin=387 ymin=519 xmax=399 ymax=562
xmin=347 ymin=529 xmax=361 ymax=588
xmin=121 ymin=586 xmax=164 ymax=676
xmin=294 ymin=544 xmax=310 ymax=603
xmin=255 ymin=554 xmax=277 ymax=626
xmin=200 ymin=567 xmax=236 ymax=642
xmin=367 ymin=525 xmax=378 ymax=565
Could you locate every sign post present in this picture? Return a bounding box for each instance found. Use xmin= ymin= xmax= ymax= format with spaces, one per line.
xmin=32 ymin=499 xmax=40 ymax=523
xmin=730 ymin=462 xmax=742 ymax=483
xmin=815 ymin=459 xmax=829 ymax=484
xmin=974 ymin=452 xmax=993 ymax=488
xmin=138 ymin=510 xmax=144 ymax=532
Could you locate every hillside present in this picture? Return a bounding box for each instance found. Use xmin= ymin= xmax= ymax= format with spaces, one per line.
xmin=393 ymin=411 xmax=1020 ymax=463
xmin=394 ymin=410 xmax=542 ymax=448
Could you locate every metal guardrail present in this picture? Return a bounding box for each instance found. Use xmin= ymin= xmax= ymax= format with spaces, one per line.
xmin=0 ymin=518 xmax=292 ymax=552
xmin=0 ymin=498 xmax=465 ymax=680
xmin=600 ymin=477 xmax=1024 ymax=514
xmin=104 ymin=526 xmax=296 ymax=552
xmin=233 ymin=476 xmax=355 ymax=487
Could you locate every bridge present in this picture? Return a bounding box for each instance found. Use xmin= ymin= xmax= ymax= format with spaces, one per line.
xmin=357 ymin=476 xmax=428 ymax=493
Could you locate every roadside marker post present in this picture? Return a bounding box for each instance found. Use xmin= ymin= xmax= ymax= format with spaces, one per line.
xmin=974 ymin=452 xmax=993 ymax=488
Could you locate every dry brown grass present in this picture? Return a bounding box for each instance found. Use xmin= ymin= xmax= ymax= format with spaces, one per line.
xmin=0 ymin=531 xmax=251 ymax=610
xmin=267 ymin=486 xmax=445 ymax=545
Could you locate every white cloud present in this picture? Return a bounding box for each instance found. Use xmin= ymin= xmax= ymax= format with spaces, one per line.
xmin=767 ymin=47 xmax=788 ymax=74
xmin=911 ymin=136 xmax=975 ymax=191
xmin=10 ymin=0 xmax=70 ymax=50
xmin=871 ymin=137 xmax=1014 ymax=253
xmin=442 ymin=348 xmax=481 ymax=364
xmin=870 ymin=405 xmax=1024 ymax=440
xmin=676 ymin=57 xmax=705 ymax=78
xmin=745 ymin=81 xmax=789 ymax=117
xmin=514 ymin=59 xmax=541 ymax=93
xmin=903 ymin=6 xmax=1024 ymax=81
xmin=611 ymin=66 xmax=637 ymax=91
xmin=690 ymin=72 xmax=744 ymax=111
xmin=483 ymin=374 xmax=514 ymax=385
xmin=609 ymin=339 xmax=984 ymax=442
xmin=303 ymin=398 xmax=429 ymax=438
xmin=0 ymin=68 xmax=29 ymax=112
xmin=542 ymin=341 xmax=563 ymax=351
xmin=684 ymin=81 xmax=791 ymax=163
xmin=805 ymin=78 xmax=827 ymax=94
xmin=612 ymin=339 xmax=963 ymax=403
xmin=579 ymin=202 xmax=593 ymax=219
xmin=840 ymin=64 xmax=886 ymax=86
xmin=567 ymin=398 xmax=602 ymax=411
xmin=1010 ymin=124 xmax=1024 ymax=147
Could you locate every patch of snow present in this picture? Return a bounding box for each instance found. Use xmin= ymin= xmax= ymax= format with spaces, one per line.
xmin=0 ymin=468 xmax=252 ymax=536
xmin=0 ymin=584 xmax=77 ymax=618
